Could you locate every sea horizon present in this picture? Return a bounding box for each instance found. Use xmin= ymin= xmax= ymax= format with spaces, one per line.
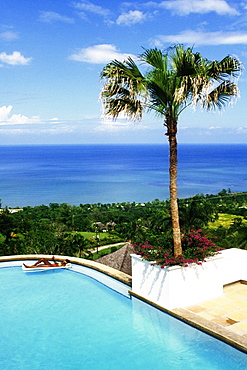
xmin=0 ymin=143 xmax=246 ymax=208
xmin=1 ymin=142 xmax=247 ymax=146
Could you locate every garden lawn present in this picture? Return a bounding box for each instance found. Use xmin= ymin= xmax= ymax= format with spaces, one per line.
xmin=77 ymin=231 xmax=111 ymax=239
xmin=208 ymin=213 xmax=247 ymax=229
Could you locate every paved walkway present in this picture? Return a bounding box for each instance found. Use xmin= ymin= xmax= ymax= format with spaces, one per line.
xmin=185 ymin=282 xmax=247 ymax=337
xmin=90 ymin=242 xmax=125 ymax=253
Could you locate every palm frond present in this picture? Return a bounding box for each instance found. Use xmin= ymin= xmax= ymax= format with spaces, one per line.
xmin=103 ymin=97 xmax=143 ymax=120
xmin=100 ymin=58 xmax=147 ymax=120
xmin=101 ymin=59 xmax=145 ymax=95
xmin=208 ymin=56 xmax=242 ymax=81
xmin=169 ymin=45 xmax=204 ymax=77
xmin=139 ymin=48 xmax=167 ymax=71
xmin=201 ymin=81 xmax=239 ymax=111
xmin=100 ymin=44 xmax=241 ymax=122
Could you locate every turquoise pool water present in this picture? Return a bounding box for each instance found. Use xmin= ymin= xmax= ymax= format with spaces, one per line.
xmin=1 ymin=266 xmax=247 ymax=369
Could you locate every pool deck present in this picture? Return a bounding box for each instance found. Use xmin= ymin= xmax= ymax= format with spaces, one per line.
xmin=186 ymin=282 xmax=247 ymax=337
xmin=172 ymin=281 xmax=247 ymax=354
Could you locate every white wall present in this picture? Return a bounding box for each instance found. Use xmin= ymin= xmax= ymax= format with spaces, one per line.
xmin=131 ymin=249 xmax=247 ymax=310
xmin=217 ymin=248 xmax=247 ymax=285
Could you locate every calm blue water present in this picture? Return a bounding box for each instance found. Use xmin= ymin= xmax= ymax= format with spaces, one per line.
xmin=1 ymin=267 xmax=247 ymax=369
xmin=0 ymin=144 xmax=246 ymax=207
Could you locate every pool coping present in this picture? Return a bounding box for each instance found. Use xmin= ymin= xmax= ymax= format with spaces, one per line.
xmin=1 ymin=255 xmax=247 ymax=354
xmin=0 ymin=254 xmax=132 ymax=286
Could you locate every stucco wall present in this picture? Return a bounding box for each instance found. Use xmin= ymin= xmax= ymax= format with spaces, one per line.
xmin=131 ymin=249 xmax=247 ymax=310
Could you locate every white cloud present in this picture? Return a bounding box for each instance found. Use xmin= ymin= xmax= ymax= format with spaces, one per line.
xmin=209 ymin=126 xmax=222 ymax=129
xmin=237 ymin=126 xmax=247 ymax=132
xmin=96 ymin=122 xmax=130 ymax=133
xmin=72 ymin=1 xmax=110 ymax=17
xmin=153 ymin=30 xmax=247 ymax=46
xmin=0 ymin=31 xmax=19 ymax=41
xmin=39 ymin=11 xmax=75 ymax=24
xmin=0 ymin=126 xmax=75 ymax=137
xmin=97 ymin=112 xmax=150 ymax=133
xmin=158 ymin=0 xmax=239 ymax=16
xmin=0 ymin=106 xmax=13 ymax=121
xmin=0 ymin=106 xmax=40 ymax=125
xmin=69 ymin=44 xmax=136 ymax=64
xmin=0 ymin=106 xmax=72 ymax=136
xmin=0 ymin=51 xmax=32 ymax=66
xmin=96 ymin=121 xmax=148 ymax=133
xmin=37 ymin=125 xmax=75 ymax=134
xmin=178 ymin=126 xmax=247 ymax=143
xmin=116 ymin=10 xmax=147 ymax=25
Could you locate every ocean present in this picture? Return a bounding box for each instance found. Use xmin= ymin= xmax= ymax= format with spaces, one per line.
xmin=0 ymin=144 xmax=246 ymax=208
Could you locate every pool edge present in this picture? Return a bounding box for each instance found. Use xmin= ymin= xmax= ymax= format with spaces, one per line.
xmin=0 ymin=254 xmax=132 ymax=286
xmin=129 ymin=290 xmax=247 ymax=354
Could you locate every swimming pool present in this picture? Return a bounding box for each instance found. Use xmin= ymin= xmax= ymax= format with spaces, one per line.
xmin=1 ymin=264 xmax=247 ymax=369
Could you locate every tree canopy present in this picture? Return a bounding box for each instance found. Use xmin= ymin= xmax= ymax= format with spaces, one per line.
xmin=100 ymin=45 xmax=241 ymax=256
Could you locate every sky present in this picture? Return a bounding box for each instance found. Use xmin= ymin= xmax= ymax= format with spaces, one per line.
xmin=1 ymin=0 xmax=247 ymax=145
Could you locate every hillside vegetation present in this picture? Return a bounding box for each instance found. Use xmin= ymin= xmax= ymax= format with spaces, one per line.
xmin=0 ymin=189 xmax=247 ymax=257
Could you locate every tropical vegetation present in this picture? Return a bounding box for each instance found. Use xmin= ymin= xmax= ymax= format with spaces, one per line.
xmin=133 ymin=229 xmax=220 ymax=268
xmin=100 ymin=44 xmax=241 ymax=257
xmin=1 ymin=190 xmax=247 ymax=261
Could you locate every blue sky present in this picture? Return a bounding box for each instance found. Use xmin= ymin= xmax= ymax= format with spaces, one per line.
xmin=1 ymin=0 xmax=247 ymax=145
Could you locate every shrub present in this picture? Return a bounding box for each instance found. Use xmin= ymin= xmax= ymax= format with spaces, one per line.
xmin=132 ymin=230 xmax=221 ymax=268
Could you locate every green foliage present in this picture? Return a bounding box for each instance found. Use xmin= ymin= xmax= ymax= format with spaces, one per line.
xmin=133 ymin=230 xmax=220 ymax=268
xmin=206 ymin=218 xmax=247 ymax=250
xmin=182 ymin=230 xmax=219 ymax=261
xmin=178 ymin=194 xmax=218 ymax=232
xmin=101 ymin=46 xmax=241 ymax=123
xmin=1 ymin=190 xmax=247 ymax=257
xmin=208 ymin=213 xmax=247 ymax=229
xmin=91 ymin=245 xmax=124 ymax=260
xmin=0 ymin=209 xmax=15 ymax=242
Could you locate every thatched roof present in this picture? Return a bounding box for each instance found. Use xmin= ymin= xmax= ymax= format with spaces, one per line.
xmin=96 ymin=243 xmax=132 ymax=276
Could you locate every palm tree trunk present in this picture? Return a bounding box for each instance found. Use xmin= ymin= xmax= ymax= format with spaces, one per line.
xmin=167 ymin=117 xmax=182 ymax=257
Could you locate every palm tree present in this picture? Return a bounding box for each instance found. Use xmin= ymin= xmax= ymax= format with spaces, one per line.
xmin=100 ymin=45 xmax=241 ymax=257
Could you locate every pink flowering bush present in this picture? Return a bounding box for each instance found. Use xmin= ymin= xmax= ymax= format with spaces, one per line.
xmin=132 ymin=230 xmax=221 ymax=268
